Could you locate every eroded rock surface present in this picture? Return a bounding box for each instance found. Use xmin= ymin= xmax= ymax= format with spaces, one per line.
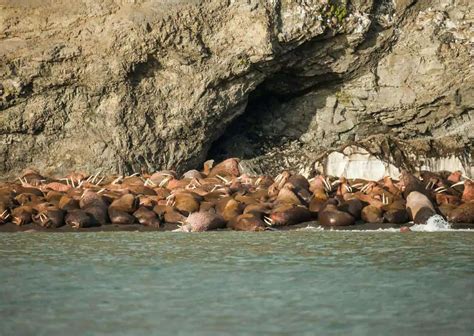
xmin=0 ymin=0 xmax=472 ymax=178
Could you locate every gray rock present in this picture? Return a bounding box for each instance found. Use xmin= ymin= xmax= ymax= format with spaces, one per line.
xmin=0 ymin=0 xmax=472 ymax=178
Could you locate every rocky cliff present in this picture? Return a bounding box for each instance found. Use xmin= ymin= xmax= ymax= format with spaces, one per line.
xmin=1 ymin=0 xmax=473 ymax=178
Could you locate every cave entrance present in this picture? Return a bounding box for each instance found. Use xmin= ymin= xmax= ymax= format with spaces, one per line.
xmin=206 ymin=86 xmax=285 ymax=163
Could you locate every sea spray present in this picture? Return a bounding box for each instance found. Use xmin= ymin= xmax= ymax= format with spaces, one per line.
xmin=410 ymin=215 xmax=452 ymax=232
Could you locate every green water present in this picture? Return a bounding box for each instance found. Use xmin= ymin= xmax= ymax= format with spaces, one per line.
xmin=0 ymin=232 xmax=473 ymax=336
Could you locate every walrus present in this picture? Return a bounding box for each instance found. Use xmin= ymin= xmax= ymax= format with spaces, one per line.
xmin=400 ymin=170 xmax=426 ymax=199
xmin=462 ymin=180 xmax=474 ymax=202
xmin=0 ymin=207 xmax=10 ymax=225
xmin=153 ymin=204 xmax=187 ymax=224
xmin=383 ymin=209 xmax=409 ymax=224
xmin=109 ymin=194 xmax=139 ymax=213
xmin=319 ymin=204 xmax=355 ymax=226
xmin=65 ymin=209 xmax=96 ymax=228
xmin=45 ymin=191 xmax=64 ymax=204
xmin=287 ymin=174 xmax=310 ymax=191
xmin=361 ymin=205 xmax=383 ymax=223
xmin=14 ymin=193 xmax=43 ymax=206
xmin=276 ymin=185 xmax=303 ymax=205
xmin=438 ymin=203 xmax=457 ymax=218
xmin=169 ymin=192 xmax=202 ymax=215
xmin=199 ymin=201 xmax=215 ymax=212
xmin=447 ymin=202 xmax=474 ymax=223
xmin=216 ymin=198 xmax=244 ymax=222
xmin=243 ymin=203 xmax=271 ymax=217
xmin=14 ymin=186 xmax=45 ymax=197
xmin=406 ymin=191 xmax=437 ymax=224
xmin=228 ymin=213 xmax=266 ymax=231
xmin=133 ymin=206 xmax=161 ymax=227
xmin=12 ymin=205 xmax=34 ymax=226
xmin=269 ymin=206 xmax=312 ymax=226
xmin=80 ymin=190 xmax=109 ymax=225
xmin=179 ymin=212 xmax=226 ymax=232
xmin=33 ymin=207 xmax=65 ymax=228
xmin=58 ymin=195 xmax=80 ymax=211
xmin=338 ymin=198 xmax=363 ymax=220
xmin=181 ymin=169 xmax=203 ymax=180
xmin=208 ymin=158 xmax=240 ymax=178
xmin=234 ymin=193 xmax=259 ymax=205
xmin=108 ymin=207 xmax=136 ymax=224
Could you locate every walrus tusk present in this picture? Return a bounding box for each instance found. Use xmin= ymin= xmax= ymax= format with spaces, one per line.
xmin=360 ymin=183 xmax=370 ymax=193
xmin=96 ymin=177 xmax=105 ymax=185
xmin=351 ymin=183 xmax=363 ymax=188
xmin=97 ymin=188 xmax=106 ymax=194
xmin=322 ymin=178 xmax=331 ymax=192
xmin=450 ymin=181 xmax=465 ymax=188
xmin=91 ymin=171 xmax=101 ymax=184
xmin=263 ymin=216 xmax=273 ymax=226
xmin=159 ymin=176 xmax=171 ymax=187
xmin=216 ymin=175 xmax=230 ymax=184
xmin=274 ymin=174 xmax=283 ymax=184
xmin=112 ymin=176 xmax=123 ymax=185
xmin=129 ymin=173 xmax=139 ymax=177
xmin=254 ymin=176 xmax=263 ymax=186
xmin=331 ymin=180 xmax=341 ymax=186
xmin=145 ymin=178 xmax=156 ymax=187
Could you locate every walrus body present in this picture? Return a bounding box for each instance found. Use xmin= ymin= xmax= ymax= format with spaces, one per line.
xmin=319 ymin=204 xmax=355 ymax=226
xmin=228 ymin=213 xmax=266 ymax=231
xmin=65 ymin=209 xmax=96 ymax=228
xmin=448 ymin=202 xmax=474 ymax=223
xmin=406 ymin=191 xmax=436 ymax=224
xmin=361 ymin=205 xmax=383 ymax=223
xmin=180 ymin=212 xmax=226 ymax=232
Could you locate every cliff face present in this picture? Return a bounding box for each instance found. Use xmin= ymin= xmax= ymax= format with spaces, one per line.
xmin=0 ymin=0 xmax=473 ymax=178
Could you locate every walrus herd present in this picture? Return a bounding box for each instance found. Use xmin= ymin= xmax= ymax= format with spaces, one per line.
xmin=0 ymin=158 xmax=473 ymax=232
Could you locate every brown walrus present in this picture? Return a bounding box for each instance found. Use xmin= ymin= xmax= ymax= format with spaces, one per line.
xmin=58 ymin=195 xmax=80 ymax=211
xmin=462 ymin=180 xmax=474 ymax=202
xmin=216 ymin=198 xmax=244 ymax=222
xmin=12 ymin=205 xmax=34 ymax=226
xmin=228 ymin=213 xmax=266 ymax=231
xmin=406 ymin=191 xmax=437 ymax=224
xmin=361 ymin=205 xmax=383 ymax=223
xmin=133 ymin=206 xmax=161 ymax=227
xmin=319 ymin=204 xmax=355 ymax=226
xmin=269 ymin=206 xmax=312 ymax=226
xmin=80 ymin=190 xmax=109 ymax=225
xmin=108 ymin=207 xmax=136 ymax=224
xmin=338 ymin=198 xmax=363 ymax=220
xmin=109 ymin=194 xmax=139 ymax=213
xmin=65 ymin=209 xmax=96 ymax=228
xmin=208 ymin=158 xmax=240 ymax=178
xmin=383 ymin=209 xmax=409 ymax=224
xmin=447 ymin=202 xmax=474 ymax=223
xmin=33 ymin=207 xmax=65 ymax=228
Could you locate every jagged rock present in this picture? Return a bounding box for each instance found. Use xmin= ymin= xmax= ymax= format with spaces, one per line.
xmin=0 ymin=0 xmax=472 ymax=178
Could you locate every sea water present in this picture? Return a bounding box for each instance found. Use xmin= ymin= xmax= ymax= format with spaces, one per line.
xmin=0 ymin=231 xmax=473 ymax=335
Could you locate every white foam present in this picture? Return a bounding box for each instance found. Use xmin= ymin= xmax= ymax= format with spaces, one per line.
xmin=409 ymin=215 xmax=452 ymax=232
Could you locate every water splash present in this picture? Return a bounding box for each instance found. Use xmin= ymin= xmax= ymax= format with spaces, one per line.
xmin=410 ymin=215 xmax=452 ymax=232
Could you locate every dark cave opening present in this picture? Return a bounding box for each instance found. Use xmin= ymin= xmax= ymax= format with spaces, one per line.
xmin=206 ymin=86 xmax=286 ymax=163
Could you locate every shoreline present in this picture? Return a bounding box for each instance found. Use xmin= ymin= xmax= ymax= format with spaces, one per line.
xmin=1 ymin=222 xmax=472 ymax=233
